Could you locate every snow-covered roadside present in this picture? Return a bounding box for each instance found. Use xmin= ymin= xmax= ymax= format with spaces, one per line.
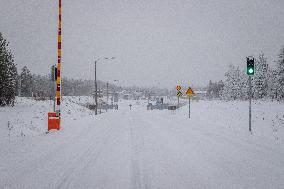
xmin=0 ymin=97 xmax=92 ymax=142
xmin=1 ymin=97 xmax=284 ymax=188
xmin=184 ymin=100 xmax=284 ymax=144
xmin=1 ymin=98 xmax=283 ymax=148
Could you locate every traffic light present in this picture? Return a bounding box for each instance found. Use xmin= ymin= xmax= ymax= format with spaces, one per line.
xmin=55 ymin=67 xmax=58 ymax=80
xmin=51 ymin=65 xmax=58 ymax=81
xmin=247 ymin=57 xmax=255 ymax=75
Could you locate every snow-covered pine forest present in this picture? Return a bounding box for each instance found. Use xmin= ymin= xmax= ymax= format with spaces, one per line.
xmin=206 ymin=50 xmax=284 ymax=100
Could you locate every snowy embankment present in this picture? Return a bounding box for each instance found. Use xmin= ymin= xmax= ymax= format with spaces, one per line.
xmin=0 ymin=97 xmax=284 ymax=188
xmin=0 ymin=97 xmax=93 ymax=140
xmin=178 ymin=99 xmax=284 ymax=145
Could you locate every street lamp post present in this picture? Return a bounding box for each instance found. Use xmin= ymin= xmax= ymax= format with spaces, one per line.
xmin=94 ymin=59 xmax=98 ymax=115
xmin=94 ymin=57 xmax=115 ymax=115
xmin=113 ymin=79 xmax=119 ymax=103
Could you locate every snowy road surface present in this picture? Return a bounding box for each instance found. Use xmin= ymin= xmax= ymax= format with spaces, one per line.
xmin=1 ymin=99 xmax=284 ymax=188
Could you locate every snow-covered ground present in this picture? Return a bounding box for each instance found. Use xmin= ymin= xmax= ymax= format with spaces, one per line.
xmin=0 ymin=97 xmax=284 ymax=188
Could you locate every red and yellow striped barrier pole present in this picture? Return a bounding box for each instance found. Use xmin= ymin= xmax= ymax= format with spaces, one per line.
xmin=56 ymin=0 xmax=62 ymax=117
xmin=48 ymin=0 xmax=62 ymax=131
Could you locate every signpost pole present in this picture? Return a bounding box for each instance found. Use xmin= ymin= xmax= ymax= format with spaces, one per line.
xmin=188 ymin=97 xmax=190 ymax=118
xmin=186 ymin=86 xmax=194 ymax=118
xmin=176 ymin=85 xmax=181 ymax=108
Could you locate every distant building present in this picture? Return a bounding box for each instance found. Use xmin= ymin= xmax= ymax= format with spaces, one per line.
xmin=194 ymin=90 xmax=207 ymax=100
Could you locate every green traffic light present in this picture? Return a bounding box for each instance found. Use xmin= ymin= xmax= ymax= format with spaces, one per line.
xmin=246 ymin=57 xmax=255 ymax=75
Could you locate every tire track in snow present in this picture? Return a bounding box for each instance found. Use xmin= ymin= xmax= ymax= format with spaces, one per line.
xmin=53 ymin=122 xmax=116 ymax=189
xmin=1 ymin=116 xmax=111 ymax=189
xmin=54 ymin=109 xmax=130 ymax=189
xmin=129 ymin=112 xmax=149 ymax=189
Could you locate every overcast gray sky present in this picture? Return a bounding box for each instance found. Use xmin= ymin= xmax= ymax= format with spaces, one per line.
xmin=0 ymin=0 xmax=283 ymax=88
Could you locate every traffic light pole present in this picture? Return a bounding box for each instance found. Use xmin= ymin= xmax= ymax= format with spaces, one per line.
xmin=246 ymin=57 xmax=254 ymax=133
xmin=53 ymin=80 xmax=56 ymax=112
xmin=249 ymin=75 xmax=252 ymax=133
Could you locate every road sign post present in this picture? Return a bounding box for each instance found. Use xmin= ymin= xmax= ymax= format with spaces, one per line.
xmin=176 ymin=85 xmax=181 ymax=107
xmin=186 ymin=87 xmax=194 ymax=119
xmin=188 ymin=97 xmax=190 ymax=118
xmin=176 ymin=91 xmax=182 ymax=107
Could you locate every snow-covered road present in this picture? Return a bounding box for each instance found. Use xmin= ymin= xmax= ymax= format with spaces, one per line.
xmin=1 ymin=99 xmax=284 ymax=188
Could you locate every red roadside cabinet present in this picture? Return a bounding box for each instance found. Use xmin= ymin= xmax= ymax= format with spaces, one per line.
xmin=48 ymin=112 xmax=60 ymax=131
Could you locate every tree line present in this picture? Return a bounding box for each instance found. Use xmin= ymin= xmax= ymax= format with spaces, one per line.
xmin=1 ymin=31 xmax=284 ymax=106
xmin=0 ymin=32 xmax=113 ymax=106
xmin=17 ymin=67 xmax=110 ymax=99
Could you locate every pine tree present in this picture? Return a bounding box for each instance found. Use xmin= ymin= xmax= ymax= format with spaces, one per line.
xmin=267 ymin=68 xmax=278 ymax=99
xmin=276 ymin=47 xmax=284 ymax=99
xmin=235 ymin=66 xmax=248 ymax=100
xmin=206 ymin=80 xmax=214 ymax=99
xmin=216 ymin=80 xmax=224 ymax=98
xmin=222 ymin=65 xmax=235 ymax=100
xmin=32 ymin=74 xmax=52 ymax=99
xmin=221 ymin=65 xmax=247 ymax=100
xmin=253 ymin=52 xmax=268 ymax=99
xmin=207 ymin=80 xmax=224 ymax=99
xmin=0 ymin=32 xmax=17 ymax=106
xmin=20 ymin=66 xmax=33 ymax=97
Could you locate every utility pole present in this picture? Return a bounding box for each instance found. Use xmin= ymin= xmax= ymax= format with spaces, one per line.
xmin=113 ymin=79 xmax=119 ymax=104
xmin=95 ymin=60 xmax=98 ymax=115
xmin=94 ymin=56 xmax=115 ymax=115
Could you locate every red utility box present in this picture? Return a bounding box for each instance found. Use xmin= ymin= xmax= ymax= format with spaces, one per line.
xmin=48 ymin=112 xmax=60 ymax=131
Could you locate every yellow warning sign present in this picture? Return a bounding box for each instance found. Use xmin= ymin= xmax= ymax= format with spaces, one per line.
xmin=186 ymin=87 xmax=194 ymax=97
xmin=176 ymin=85 xmax=181 ymax=91
xmin=177 ymin=91 xmax=182 ymax=97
